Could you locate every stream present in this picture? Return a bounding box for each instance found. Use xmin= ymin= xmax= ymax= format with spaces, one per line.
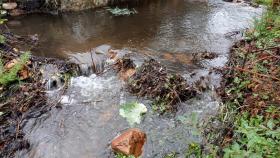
xmin=9 ymin=0 xmax=262 ymax=157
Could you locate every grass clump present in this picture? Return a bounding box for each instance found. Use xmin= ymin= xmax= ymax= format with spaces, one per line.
xmin=246 ymin=9 xmax=280 ymax=48
xmin=254 ymin=0 xmax=273 ymax=5
xmin=0 ymin=52 xmax=30 ymax=86
xmin=223 ymin=113 xmax=280 ymax=157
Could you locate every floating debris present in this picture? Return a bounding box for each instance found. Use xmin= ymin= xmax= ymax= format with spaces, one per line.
xmin=107 ymin=7 xmax=137 ymax=16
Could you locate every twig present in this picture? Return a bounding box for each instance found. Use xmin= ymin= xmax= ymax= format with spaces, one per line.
xmin=252 ymin=55 xmax=280 ymax=64
xmin=251 ymin=46 xmax=280 ymax=53
xmin=224 ymin=66 xmax=280 ymax=81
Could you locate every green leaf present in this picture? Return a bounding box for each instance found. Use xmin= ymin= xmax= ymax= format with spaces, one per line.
xmin=119 ymin=102 xmax=147 ymax=126
xmin=267 ymin=119 xmax=275 ymax=130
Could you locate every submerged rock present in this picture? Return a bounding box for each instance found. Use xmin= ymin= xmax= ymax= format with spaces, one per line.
xmin=95 ymin=44 xmax=111 ymax=54
xmin=69 ymin=45 xmax=113 ymax=75
xmin=40 ymin=64 xmax=64 ymax=91
xmin=111 ymin=128 xmax=146 ymax=157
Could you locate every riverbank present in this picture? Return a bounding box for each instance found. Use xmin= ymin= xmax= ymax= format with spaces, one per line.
xmin=197 ymin=2 xmax=280 ymax=157
xmin=0 ymin=27 xmax=78 ymax=157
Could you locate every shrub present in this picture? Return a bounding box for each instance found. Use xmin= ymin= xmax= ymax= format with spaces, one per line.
xmin=0 ymin=52 xmax=30 ymax=86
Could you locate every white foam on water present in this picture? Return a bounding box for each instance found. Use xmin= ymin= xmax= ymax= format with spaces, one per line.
xmin=70 ymin=74 xmax=120 ymax=99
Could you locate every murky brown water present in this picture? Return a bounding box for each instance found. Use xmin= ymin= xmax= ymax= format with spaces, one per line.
xmin=10 ymin=0 xmax=262 ymax=157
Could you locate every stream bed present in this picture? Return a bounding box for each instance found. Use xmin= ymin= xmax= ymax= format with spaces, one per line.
xmin=9 ymin=0 xmax=262 ymax=157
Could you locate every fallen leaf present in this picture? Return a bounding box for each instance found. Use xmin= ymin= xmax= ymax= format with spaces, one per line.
xmin=5 ymin=59 xmax=19 ymax=69
xmin=19 ymin=68 xmax=29 ymax=80
xmin=119 ymin=68 xmax=136 ymax=81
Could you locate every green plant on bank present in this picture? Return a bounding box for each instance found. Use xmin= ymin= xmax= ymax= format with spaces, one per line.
xmin=0 ymin=1 xmax=7 ymax=24
xmin=245 ymin=8 xmax=280 ymax=48
xmin=196 ymin=1 xmax=280 ymax=157
xmin=0 ymin=52 xmax=30 ymax=86
xmin=0 ymin=1 xmax=7 ymax=44
xmin=223 ymin=113 xmax=280 ymax=158
xmin=186 ymin=143 xmax=203 ymax=158
xmin=185 ymin=143 xmax=217 ymax=158
xmin=115 ymin=153 xmax=135 ymax=158
xmin=216 ymin=5 xmax=280 ymax=158
xmin=107 ymin=7 xmax=137 ymax=16
xmin=254 ymin=0 xmax=273 ymax=5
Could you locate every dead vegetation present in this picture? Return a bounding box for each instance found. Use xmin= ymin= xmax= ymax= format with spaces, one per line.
xmin=0 ymin=28 xmax=78 ymax=157
xmin=114 ymin=56 xmax=211 ymax=113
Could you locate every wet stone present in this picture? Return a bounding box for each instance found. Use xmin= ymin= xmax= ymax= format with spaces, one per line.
xmin=111 ymin=128 xmax=146 ymax=157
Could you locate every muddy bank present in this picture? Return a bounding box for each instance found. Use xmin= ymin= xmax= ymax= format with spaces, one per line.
xmin=0 ymin=27 xmax=78 ymax=157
